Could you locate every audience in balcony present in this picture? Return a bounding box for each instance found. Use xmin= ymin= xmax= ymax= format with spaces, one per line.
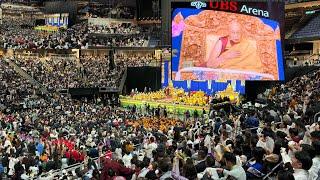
xmin=0 ymin=17 xmax=151 ymax=49
xmin=115 ymin=53 xmax=158 ymax=67
xmin=88 ymin=23 xmax=141 ymax=35
xmin=10 ymin=56 xmax=124 ymax=89
xmin=80 ymin=55 xmax=123 ymax=88
xmin=89 ymin=6 xmax=135 ymax=19
xmin=0 ymin=60 xmax=41 ymax=111
xmin=0 ymin=18 xmax=89 ymax=49
xmin=89 ymin=35 xmax=148 ymax=47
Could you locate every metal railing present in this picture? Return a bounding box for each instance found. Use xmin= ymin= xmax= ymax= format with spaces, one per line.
xmin=263 ymin=162 xmax=283 ymax=180
xmin=314 ymin=112 xmax=320 ymax=124
xmin=240 ymin=122 xmax=282 ymax=132
xmin=39 ymin=144 xmax=143 ymax=179
xmin=39 ymin=156 xmax=101 ymax=179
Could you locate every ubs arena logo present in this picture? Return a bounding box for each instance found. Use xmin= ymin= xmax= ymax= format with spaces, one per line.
xmin=190 ymin=1 xmax=269 ymax=18
xmin=191 ymin=1 xmax=207 ymax=9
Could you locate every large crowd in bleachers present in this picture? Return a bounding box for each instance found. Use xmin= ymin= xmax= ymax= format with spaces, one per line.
xmin=89 ymin=6 xmax=135 ymax=19
xmin=13 ymin=57 xmax=81 ymax=90
xmin=0 ymin=17 xmax=152 ymax=49
xmin=10 ymin=55 xmax=124 ymax=90
xmin=115 ymin=53 xmax=158 ymax=67
xmin=88 ymin=23 xmax=142 ymax=35
xmin=1 ymin=1 xmax=320 ymax=180
xmin=79 ymin=55 xmax=123 ymax=88
xmin=89 ymin=35 xmax=149 ymax=48
xmin=108 ymin=6 xmax=135 ymax=19
xmin=0 ymin=18 xmax=89 ymax=49
xmin=0 ymin=52 xmax=319 ymax=179
xmin=0 ymin=60 xmax=41 ymax=112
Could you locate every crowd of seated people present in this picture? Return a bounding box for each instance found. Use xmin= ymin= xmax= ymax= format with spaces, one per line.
xmin=10 ymin=55 xmax=124 ymax=90
xmin=89 ymin=35 xmax=148 ymax=47
xmin=0 ymin=18 xmax=89 ymax=49
xmin=0 ymin=0 xmax=36 ymax=4
xmin=1 ymin=15 xmax=153 ymax=49
xmin=0 ymin=57 xmax=319 ymax=179
xmin=80 ymin=55 xmax=124 ymax=88
xmin=12 ymin=57 xmax=81 ymax=90
xmin=88 ymin=23 xmax=142 ymax=35
xmin=115 ymin=53 xmax=158 ymax=67
xmin=89 ymin=6 xmax=135 ymax=19
xmin=0 ymin=59 xmax=42 ymax=112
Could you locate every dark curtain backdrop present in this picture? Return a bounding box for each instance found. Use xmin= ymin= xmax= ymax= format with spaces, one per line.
xmin=136 ymin=0 xmax=160 ymax=18
xmin=245 ymin=81 xmax=283 ymax=101
xmin=69 ymin=88 xmax=119 ymax=103
xmin=125 ymin=66 xmax=161 ymax=94
xmin=69 ymin=88 xmax=99 ymax=96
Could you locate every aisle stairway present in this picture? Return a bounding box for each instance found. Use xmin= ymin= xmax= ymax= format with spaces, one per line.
xmin=119 ymin=67 xmax=127 ymax=93
xmin=3 ymin=58 xmax=49 ymax=94
xmin=289 ymin=13 xmax=320 ymax=39
xmin=286 ymin=13 xmax=316 ymax=39
xmin=148 ymin=36 xmax=160 ymax=47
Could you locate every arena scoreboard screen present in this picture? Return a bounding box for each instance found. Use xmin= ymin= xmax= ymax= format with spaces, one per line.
xmin=171 ymin=1 xmax=285 ymax=81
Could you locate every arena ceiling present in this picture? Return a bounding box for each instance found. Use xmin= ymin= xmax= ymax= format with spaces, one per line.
xmin=285 ymin=1 xmax=320 ymax=39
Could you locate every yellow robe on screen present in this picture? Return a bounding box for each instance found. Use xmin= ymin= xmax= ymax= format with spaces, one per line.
xmin=217 ymin=39 xmax=262 ymax=73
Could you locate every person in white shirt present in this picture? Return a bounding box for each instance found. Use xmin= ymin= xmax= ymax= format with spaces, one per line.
xmin=218 ymin=122 xmax=233 ymax=137
xmin=217 ymin=152 xmax=246 ymax=180
xmin=144 ymin=136 xmax=158 ymax=159
xmin=256 ymin=131 xmax=275 ymax=154
xmin=309 ymin=141 xmax=320 ymax=180
xmin=122 ymin=152 xmax=133 ymax=168
xmin=4 ymin=137 xmax=12 ymax=148
xmin=8 ymin=157 xmax=19 ymax=176
xmin=290 ymin=151 xmax=312 ymax=180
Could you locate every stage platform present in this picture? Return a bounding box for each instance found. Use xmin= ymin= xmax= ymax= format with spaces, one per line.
xmin=120 ymin=96 xmax=209 ymax=115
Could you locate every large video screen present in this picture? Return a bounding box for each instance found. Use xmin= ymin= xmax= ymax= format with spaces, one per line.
xmin=172 ymin=8 xmax=285 ymax=81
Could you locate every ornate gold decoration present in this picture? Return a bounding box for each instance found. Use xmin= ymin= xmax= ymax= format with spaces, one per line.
xmin=178 ymin=10 xmax=280 ymax=79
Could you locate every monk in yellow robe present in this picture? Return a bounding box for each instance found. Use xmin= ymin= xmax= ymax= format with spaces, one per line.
xmin=206 ymin=21 xmax=262 ymax=72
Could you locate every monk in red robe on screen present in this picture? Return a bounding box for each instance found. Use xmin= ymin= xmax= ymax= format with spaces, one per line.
xmin=205 ymin=21 xmax=262 ymax=72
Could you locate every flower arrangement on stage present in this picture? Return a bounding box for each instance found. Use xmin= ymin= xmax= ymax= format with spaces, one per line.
xmin=173 ymin=90 xmax=209 ymax=106
xmin=132 ymin=90 xmax=167 ymax=101
xmin=130 ymin=86 xmax=209 ymax=107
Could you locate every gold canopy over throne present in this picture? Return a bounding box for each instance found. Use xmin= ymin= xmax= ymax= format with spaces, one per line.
xmin=178 ymin=10 xmax=281 ymax=80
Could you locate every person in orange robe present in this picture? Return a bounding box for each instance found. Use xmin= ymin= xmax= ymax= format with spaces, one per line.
xmin=205 ymin=21 xmax=262 ymax=72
